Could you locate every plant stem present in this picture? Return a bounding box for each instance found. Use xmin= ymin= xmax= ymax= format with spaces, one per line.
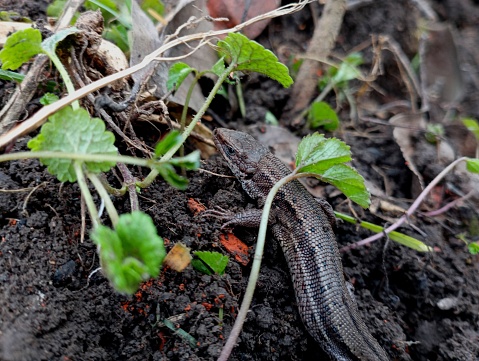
xmin=87 ymin=173 xmax=120 ymax=227
xmin=218 ymin=169 xmax=299 ymax=361
xmin=334 ymin=211 xmax=432 ymax=252
xmin=179 ymin=73 xmax=200 ymax=175
xmin=0 ymin=151 xmax=155 ymax=168
xmin=180 ymin=75 xmax=200 ymax=134
xmin=98 ymin=175 xmax=127 ymax=196
xmin=116 ymin=162 xmax=139 ymax=211
xmin=137 ymin=62 xmax=236 ymax=188
xmin=73 ymin=161 xmax=100 ymax=228
xmin=299 ymin=81 xmax=334 ymax=122
xmin=49 ymin=54 xmax=80 ymax=110
xmin=236 ymin=81 xmax=246 ymax=118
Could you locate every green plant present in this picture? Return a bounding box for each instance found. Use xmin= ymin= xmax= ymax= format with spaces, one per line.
xmin=0 ymin=27 xmax=80 ymax=108
xmin=335 ymin=212 xmax=431 ymax=252
xmin=456 ymin=233 xmax=479 ymax=255
xmin=425 ymin=123 xmax=445 ymax=144
xmin=305 ymin=52 xmax=364 ymax=131
xmin=47 ymin=0 xmax=164 ymax=52
xmin=191 ymin=251 xmax=229 ymax=275
xmin=469 ymin=242 xmax=479 ymax=255
xmin=0 ymin=26 xmax=197 ymax=293
xmin=140 ymin=32 xmax=293 ymax=188
xmin=0 ymin=29 xmax=293 ymax=294
xmin=92 ymin=211 xmax=166 ymax=294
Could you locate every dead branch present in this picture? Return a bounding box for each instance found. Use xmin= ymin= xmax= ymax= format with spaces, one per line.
xmin=280 ymin=0 xmax=347 ymax=128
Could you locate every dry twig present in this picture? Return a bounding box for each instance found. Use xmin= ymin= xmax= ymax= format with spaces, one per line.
xmin=0 ymin=0 xmax=314 ymax=150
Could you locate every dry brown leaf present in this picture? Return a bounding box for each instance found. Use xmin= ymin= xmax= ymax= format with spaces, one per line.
xmin=390 ymin=113 xmax=427 ymax=190
xmin=163 ymin=243 xmax=192 ymax=272
xmin=419 ymin=22 xmax=464 ymax=121
xmin=207 ymin=0 xmax=280 ymax=39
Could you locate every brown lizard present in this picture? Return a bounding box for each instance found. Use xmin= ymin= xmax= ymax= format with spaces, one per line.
xmin=213 ymin=128 xmax=389 ymax=361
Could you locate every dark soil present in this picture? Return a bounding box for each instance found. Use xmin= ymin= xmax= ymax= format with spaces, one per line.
xmin=1 ymin=1 xmax=479 ymax=361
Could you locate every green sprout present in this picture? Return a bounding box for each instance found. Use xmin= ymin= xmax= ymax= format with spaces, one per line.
xmin=191 ymin=251 xmax=229 ymax=275
xmin=307 ymin=52 xmax=364 ymax=131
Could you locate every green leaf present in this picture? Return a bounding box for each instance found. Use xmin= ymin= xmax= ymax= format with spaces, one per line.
xmin=321 ymin=164 xmax=370 ymax=208
xmin=308 ymin=101 xmax=340 ymax=131
xmin=156 ymin=163 xmax=189 ymax=190
xmin=462 ymin=118 xmax=479 ymax=141
xmin=193 ymin=251 xmax=229 ymax=275
xmin=360 ymin=220 xmax=431 ymax=252
xmin=217 ymin=33 xmax=293 ymax=88
xmin=296 ymin=134 xmax=351 ymax=173
xmin=47 ymin=0 xmax=68 ymax=17
xmin=265 ymin=110 xmax=279 ymax=125
xmin=27 ymin=106 xmax=117 ymax=182
xmin=211 ymin=57 xmax=226 ymax=77
xmin=154 ymin=130 xmax=182 ymax=157
xmin=0 ymin=28 xmax=43 ymax=70
xmin=0 ymin=69 xmax=25 ymax=82
xmin=104 ymin=24 xmax=130 ymax=53
xmin=468 ymin=242 xmax=479 ymax=255
xmin=168 ymin=151 xmax=201 ymax=170
xmin=330 ymin=52 xmax=363 ymax=84
xmin=91 ymin=211 xmax=166 ymax=294
xmin=191 ymin=258 xmax=212 ymax=275
xmin=424 ymin=123 xmax=444 ymax=144
xmin=40 ymin=93 xmax=59 ymax=105
xmin=162 ymin=318 xmax=198 ymax=348
xmin=466 ymin=158 xmax=479 ymax=173
xmin=167 ymin=62 xmax=194 ymax=91
xmin=41 ymin=27 xmax=79 ymax=58
xmin=141 ymin=0 xmax=165 ymax=19
xmin=295 ymin=134 xmax=368 ymax=207
xmin=335 ymin=212 xmax=433 ymax=252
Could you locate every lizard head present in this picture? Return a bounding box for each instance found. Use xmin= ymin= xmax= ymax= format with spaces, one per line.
xmin=213 ymin=128 xmax=269 ymax=182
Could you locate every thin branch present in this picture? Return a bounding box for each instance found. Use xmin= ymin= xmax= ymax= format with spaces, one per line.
xmin=341 ymin=157 xmax=469 ymax=252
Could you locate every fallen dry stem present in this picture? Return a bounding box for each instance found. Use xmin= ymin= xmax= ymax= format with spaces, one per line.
xmin=341 ymin=156 xmax=469 ymax=251
xmin=0 ymin=0 xmax=314 ymax=149
xmin=282 ymin=0 xmax=346 ymax=126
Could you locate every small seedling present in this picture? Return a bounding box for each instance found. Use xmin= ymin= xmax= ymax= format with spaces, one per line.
xmin=457 ymin=233 xmax=479 ymax=255
xmin=0 ymin=27 xmax=80 ymax=109
xmin=91 ymin=211 xmax=166 ymax=294
xmin=307 ymin=52 xmax=364 ymax=131
xmin=425 ymin=123 xmax=445 ymax=144
xmin=191 ymin=251 xmax=229 ymax=275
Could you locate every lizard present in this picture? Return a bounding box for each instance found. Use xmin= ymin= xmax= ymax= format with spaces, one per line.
xmin=213 ymin=128 xmax=390 ymax=361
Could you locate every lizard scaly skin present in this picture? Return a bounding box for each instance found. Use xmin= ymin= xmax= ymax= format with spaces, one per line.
xmin=213 ymin=128 xmax=389 ymax=361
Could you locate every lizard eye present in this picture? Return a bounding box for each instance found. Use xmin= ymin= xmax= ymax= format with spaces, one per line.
xmin=224 ymin=145 xmax=235 ymax=155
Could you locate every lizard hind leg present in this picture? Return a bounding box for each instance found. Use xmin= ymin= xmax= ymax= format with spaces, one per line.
xmin=316 ymin=198 xmax=337 ymax=229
